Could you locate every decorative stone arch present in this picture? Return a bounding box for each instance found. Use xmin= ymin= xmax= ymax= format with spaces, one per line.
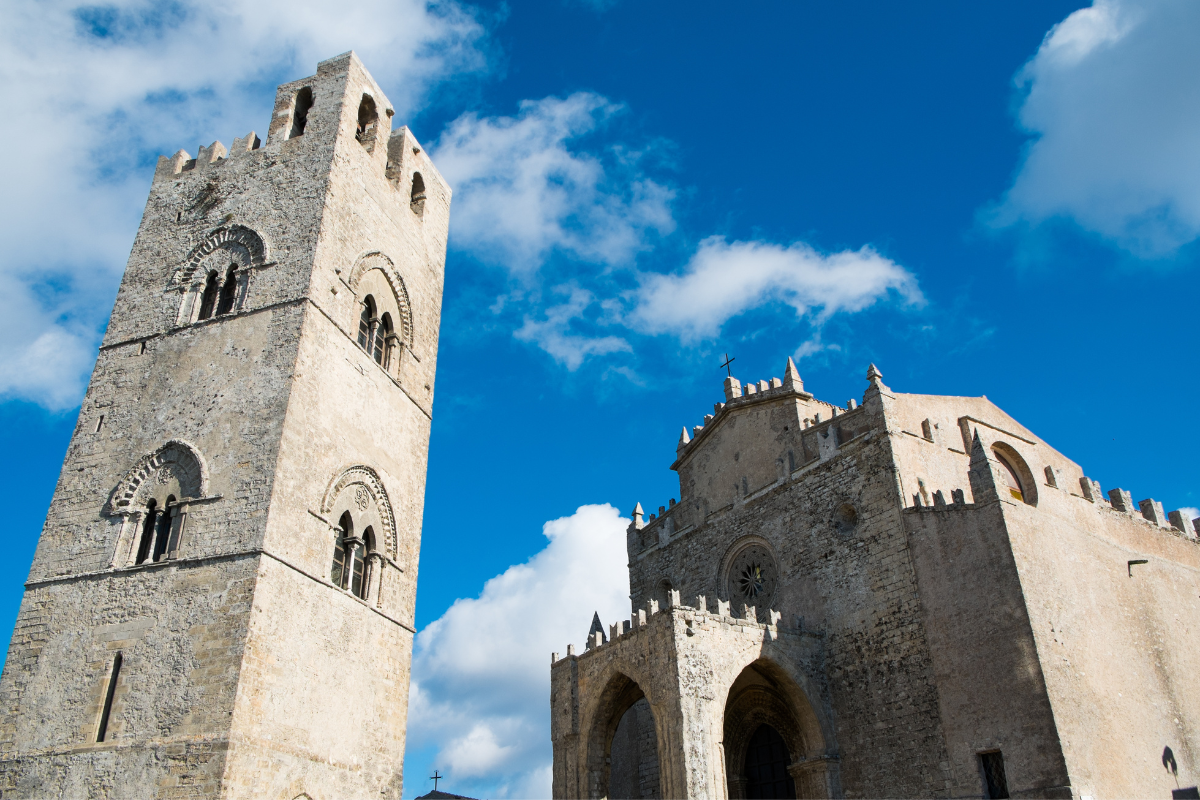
xmin=107 ymin=440 xmax=208 ymax=516
xmin=584 ymin=669 xmax=663 ymax=800
xmin=992 ymin=441 xmax=1038 ymax=507
xmin=347 ymin=251 xmax=414 ymax=349
xmin=722 ymin=658 xmax=837 ymax=799
xmin=106 ymin=440 xmax=209 ymax=567
xmin=173 ymin=225 xmax=269 ymax=324
xmin=174 ymin=225 xmax=268 ymax=287
xmin=719 ymin=534 xmax=781 ymax=611
xmin=320 ymin=465 xmax=398 ymax=561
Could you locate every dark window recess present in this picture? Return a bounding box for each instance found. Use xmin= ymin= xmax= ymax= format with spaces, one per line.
xmin=198 ymin=271 xmax=219 ymax=320
xmin=981 ymin=751 xmax=1010 ymax=799
xmin=290 ymin=87 xmax=313 ymax=138
xmin=136 ymin=499 xmax=158 ymax=565
xmin=411 ymin=172 xmax=426 ymax=203
xmin=96 ymin=652 xmax=122 ymax=742
xmin=216 ymin=265 xmax=237 ymax=315
xmin=331 ymin=512 xmax=353 ymax=588
xmin=744 ymin=724 xmax=796 ymax=799
xmin=152 ymin=496 xmax=175 ymax=561
xmin=95 ymin=415 xmax=104 ymax=433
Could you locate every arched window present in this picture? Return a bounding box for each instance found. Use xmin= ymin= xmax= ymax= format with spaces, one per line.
xmin=358 ymin=295 xmax=376 ymax=350
xmin=290 ymin=87 xmax=313 ymax=138
xmin=744 ymin=724 xmax=796 ymax=799
xmin=331 ymin=512 xmax=352 ymax=587
xmin=356 ymin=94 xmax=378 ymax=150
xmin=136 ymin=499 xmax=158 ymax=565
xmin=354 ymin=527 xmax=375 ymax=599
xmin=216 ymin=265 xmax=238 ymax=315
xmin=993 ymin=449 xmax=1027 ymax=503
xmin=152 ymin=495 xmax=175 ymax=561
xmin=198 ymin=271 xmax=219 ymax=320
xmin=411 ymin=172 xmax=426 ymax=203
xmin=374 ymin=314 xmax=392 ymax=366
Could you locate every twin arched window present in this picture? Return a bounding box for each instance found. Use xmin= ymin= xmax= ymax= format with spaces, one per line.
xmin=331 ymin=511 xmax=376 ymax=600
xmin=135 ymin=495 xmax=176 ymax=564
xmin=197 ymin=265 xmax=239 ymax=321
xmin=357 ymin=295 xmax=395 ymax=368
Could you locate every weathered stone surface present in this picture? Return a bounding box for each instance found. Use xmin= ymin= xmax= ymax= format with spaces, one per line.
xmin=554 ymin=363 xmax=1200 ymax=799
xmin=0 ymin=51 xmax=449 ymax=799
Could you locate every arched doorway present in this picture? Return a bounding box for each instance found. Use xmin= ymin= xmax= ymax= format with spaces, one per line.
xmin=723 ymin=660 xmax=835 ymax=800
xmin=586 ymin=673 xmax=662 ymax=799
xmin=744 ymin=724 xmax=796 ymax=799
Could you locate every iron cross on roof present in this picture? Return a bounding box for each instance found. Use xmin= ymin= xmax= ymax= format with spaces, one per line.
xmin=720 ymin=352 xmax=736 ymax=377
xmin=430 ymin=770 xmax=442 ymax=791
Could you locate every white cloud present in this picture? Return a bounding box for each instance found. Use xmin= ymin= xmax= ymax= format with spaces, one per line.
xmin=432 ymin=93 xmax=675 ymax=273
xmin=0 ymin=0 xmax=487 ymax=408
xmin=513 ymin=287 xmax=631 ymax=370
xmin=989 ymin=0 xmax=1200 ymax=257
xmin=630 ymin=237 xmax=923 ymax=341
xmin=407 ymin=504 xmax=631 ymax=799
xmin=1177 ymin=507 xmax=1199 ymax=525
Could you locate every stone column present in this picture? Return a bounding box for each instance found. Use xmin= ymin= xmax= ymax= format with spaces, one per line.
xmin=788 ymin=755 xmax=841 ymax=799
xmin=167 ymin=503 xmax=189 ymax=559
xmin=343 ymin=537 xmax=363 ymax=593
xmin=727 ymin=775 xmax=748 ymax=799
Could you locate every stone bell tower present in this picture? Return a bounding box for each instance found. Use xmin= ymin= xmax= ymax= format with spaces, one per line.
xmin=0 ymin=52 xmax=449 ymax=799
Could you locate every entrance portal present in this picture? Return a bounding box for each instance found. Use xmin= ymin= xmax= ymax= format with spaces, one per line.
xmin=744 ymin=724 xmax=796 ymax=799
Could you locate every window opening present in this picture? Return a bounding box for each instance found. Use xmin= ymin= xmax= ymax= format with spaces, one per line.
xmin=356 ymin=95 xmax=378 ymax=148
xmin=290 ymin=87 xmax=313 ymax=138
xmin=198 ymin=271 xmax=219 ymax=320
xmin=995 ymin=453 xmax=1025 ymax=502
xmin=744 ymin=724 xmax=796 ymax=799
xmin=373 ymin=314 xmax=391 ymax=365
xmin=353 ymin=527 xmax=374 ymax=599
xmin=411 ymin=172 xmax=426 ymax=203
xmin=216 ymin=265 xmax=237 ymax=315
xmin=95 ymin=415 xmax=105 ymax=433
xmin=152 ymin=496 xmax=175 ymax=562
xmin=331 ymin=512 xmax=352 ymax=588
xmin=135 ymin=499 xmax=158 ymax=565
xmin=980 ymin=751 xmax=1010 ymax=799
xmin=96 ymin=652 xmax=122 ymax=742
xmin=358 ymin=296 xmax=375 ymax=350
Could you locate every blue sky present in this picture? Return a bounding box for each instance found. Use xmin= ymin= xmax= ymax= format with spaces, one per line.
xmin=2 ymin=0 xmax=1199 ymax=797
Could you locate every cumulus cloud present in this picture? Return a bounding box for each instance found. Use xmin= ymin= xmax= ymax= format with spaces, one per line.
xmin=432 ymin=93 xmax=675 ymax=273
xmin=630 ymin=237 xmax=923 ymax=341
xmin=0 ymin=0 xmax=487 ymax=408
xmin=989 ymin=0 xmax=1200 ymax=257
xmin=513 ymin=287 xmax=631 ymax=370
xmin=407 ymin=504 xmax=631 ymax=798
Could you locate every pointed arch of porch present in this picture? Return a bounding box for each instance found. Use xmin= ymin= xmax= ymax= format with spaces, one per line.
xmin=721 ymin=657 xmax=840 ymax=799
xmin=582 ymin=666 xmax=665 ymax=800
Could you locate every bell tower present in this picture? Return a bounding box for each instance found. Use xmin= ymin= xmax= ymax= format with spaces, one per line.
xmin=0 ymin=52 xmax=449 ymax=799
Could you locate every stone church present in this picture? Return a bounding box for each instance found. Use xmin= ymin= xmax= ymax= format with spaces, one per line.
xmin=0 ymin=53 xmax=448 ymax=798
xmin=551 ymin=362 xmax=1200 ymax=799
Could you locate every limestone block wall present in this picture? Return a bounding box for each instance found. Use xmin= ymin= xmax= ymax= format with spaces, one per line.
xmin=999 ymin=472 xmax=1200 ymax=797
xmin=0 ymin=558 xmax=257 ymax=798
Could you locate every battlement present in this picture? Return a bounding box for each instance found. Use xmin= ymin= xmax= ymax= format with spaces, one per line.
xmin=550 ymin=590 xmax=818 ymax=666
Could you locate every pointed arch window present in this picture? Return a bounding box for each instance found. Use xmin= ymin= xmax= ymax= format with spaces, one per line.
xmin=290 ymin=87 xmax=313 ymax=139
xmin=198 ymin=272 xmax=219 ymax=320
xmin=330 ymin=513 xmax=375 ymax=600
xmin=331 ymin=512 xmax=352 ymax=587
xmin=216 ymin=265 xmax=238 ymax=315
xmin=357 ymin=295 xmax=393 ymax=368
xmin=356 ymin=94 xmax=379 ymax=151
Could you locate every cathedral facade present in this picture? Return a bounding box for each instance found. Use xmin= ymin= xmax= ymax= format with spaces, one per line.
xmin=551 ymin=361 xmax=1200 ymax=799
xmin=0 ymin=53 xmax=448 ymax=798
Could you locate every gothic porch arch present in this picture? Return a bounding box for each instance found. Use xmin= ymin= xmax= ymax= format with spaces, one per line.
xmin=722 ymin=658 xmax=839 ymax=799
xmin=584 ymin=669 xmax=664 ymax=800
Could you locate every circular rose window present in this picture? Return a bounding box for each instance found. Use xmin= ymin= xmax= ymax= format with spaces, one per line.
xmin=725 ymin=543 xmax=779 ymax=609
